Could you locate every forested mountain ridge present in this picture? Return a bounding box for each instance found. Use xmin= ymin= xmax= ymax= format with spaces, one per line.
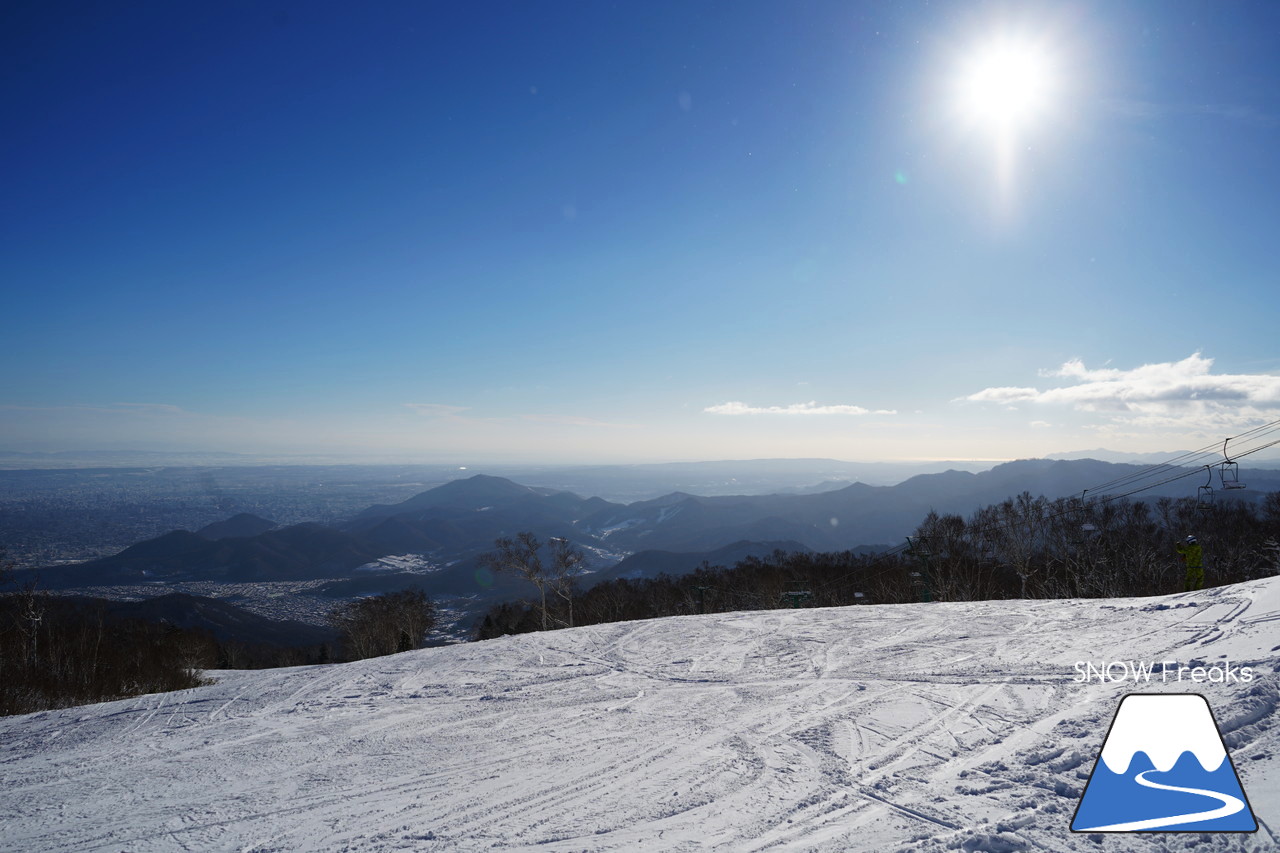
xmin=29 ymin=460 xmax=1280 ymax=590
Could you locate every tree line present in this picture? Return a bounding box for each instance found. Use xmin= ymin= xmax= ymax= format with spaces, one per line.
xmin=0 ymin=557 xmax=214 ymax=716
xmin=474 ymin=492 xmax=1280 ymax=640
xmin=1 ymin=549 xmax=437 ymax=716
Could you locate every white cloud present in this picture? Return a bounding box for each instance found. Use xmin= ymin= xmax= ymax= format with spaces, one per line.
xmin=1030 ymin=420 xmax=1052 ymax=428
xmin=963 ymin=353 xmax=1280 ymax=430
xmin=705 ymin=401 xmax=896 ymax=416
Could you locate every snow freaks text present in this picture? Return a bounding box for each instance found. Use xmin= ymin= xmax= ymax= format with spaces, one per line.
xmin=1073 ymin=660 xmax=1255 ymax=685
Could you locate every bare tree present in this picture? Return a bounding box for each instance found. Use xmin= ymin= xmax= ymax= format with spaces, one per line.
xmin=991 ymin=492 xmax=1048 ymax=599
xmin=913 ymin=511 xmax=997 ymax=602
xmin=328 ymin=589 xmax=435 ymax=660
xmin=548 ymin=537 xmax=585 ymax=628
xmin=480 ymin=533 xmax=551 ymax=629
xmin=479 ymin=533 xmax=587 ymax=630
xmin=1263 ymin=540 xmax=1280 ymax=576
xmin=3 ymin=554 xmax=47 ymax=669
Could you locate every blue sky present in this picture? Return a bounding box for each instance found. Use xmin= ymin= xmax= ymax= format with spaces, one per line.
xmin=3 ymin=1 xmax=1279 ymax=463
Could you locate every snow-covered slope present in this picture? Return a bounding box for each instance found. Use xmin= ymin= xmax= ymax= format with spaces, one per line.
xmin=3 ymin=579 xmax=1278 ymax=852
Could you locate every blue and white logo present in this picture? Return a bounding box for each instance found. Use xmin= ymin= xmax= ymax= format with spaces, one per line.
xmin=1072 ymin=693 xmax=1257 ymax=832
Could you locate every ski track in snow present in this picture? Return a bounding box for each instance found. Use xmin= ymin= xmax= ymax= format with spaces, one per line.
xmin=1 ymin=579 xmax=1278 ymax=852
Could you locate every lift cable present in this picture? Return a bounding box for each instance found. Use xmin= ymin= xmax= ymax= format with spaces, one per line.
xmin=806 ymin=426 xmax=1280 ymax=599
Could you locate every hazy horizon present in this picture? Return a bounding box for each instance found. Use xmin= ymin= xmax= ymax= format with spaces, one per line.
xmin=4 ymin=445 xmax=1280 ymax=473
xmin=0 ymin=444 xmax=1020 ymax=468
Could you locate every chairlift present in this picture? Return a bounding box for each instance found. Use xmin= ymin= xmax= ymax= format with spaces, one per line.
xmin=1196 ymin=466 xmax=1215 ymax=510
xmin=905 ymin=535 xmax=932 ymax=560
xmin=907 ymin=571 xmax=933 ymax=603
xmin=1075 ymin=490 xmax=1098 ymax=541
xmin=1220 ymin=462 xmax=1245 ymax=490
xmin=1220 ymin=438 xmax=1246 ymax=490
xmin=782 ymin=583 xmax=812 ymax=609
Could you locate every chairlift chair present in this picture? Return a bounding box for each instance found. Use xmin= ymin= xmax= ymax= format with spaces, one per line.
xmin=1196 ymin=466 xmax=1215 ymax=510
xmin=907 ymin=571 xmax=933 ymax=603
xmin=782 ymin=582 xmax=812 ymax=609
xmin=1220 ymin=461 xmax=1246 ymax=490
xmin=1075 ymin=490 xmax=1095 ymax=538
xmin=1220 ymin=438 xmax=1247 ymax=489
xmin=1077 ymin=522 xmax=1099 ymax=545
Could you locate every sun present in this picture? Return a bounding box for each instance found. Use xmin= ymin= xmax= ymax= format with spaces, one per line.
xmin=959 ymin=38 xmax=1053 ymax=131
xmin=951 ymin=32 xmax=1061 ymax=207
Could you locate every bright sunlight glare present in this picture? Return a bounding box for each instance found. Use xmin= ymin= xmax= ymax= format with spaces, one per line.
xmin=960 ymin=39 xmax=1053 ymax=130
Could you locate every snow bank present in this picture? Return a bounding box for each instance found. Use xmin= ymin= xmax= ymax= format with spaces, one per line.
xmin=2 ymin=578 xmax=1277 ymax=852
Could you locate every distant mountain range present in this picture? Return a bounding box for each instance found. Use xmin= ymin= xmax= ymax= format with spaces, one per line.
xmin=500 ymin=457 xmax=1001 ymax=499
xmin=569 ymin=458 xmax=1280 ymax=554
xmin=32 ymin=459 xmax=1280 ymax=600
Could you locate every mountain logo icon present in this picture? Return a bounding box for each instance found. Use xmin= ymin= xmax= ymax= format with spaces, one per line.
xmin=1071 ymin=693 xmax=1258 ymax=833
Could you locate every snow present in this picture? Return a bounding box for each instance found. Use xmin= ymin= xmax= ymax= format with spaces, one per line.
xmin=598 ymin=517 xmax=644 ymax=537
xmin=2 ymin=578 xmax=1278 ymax=852
xmin=656 ymin=504 xmax=683 ymax=523
xmin=354 ymin=554 xmax=443 ymax=574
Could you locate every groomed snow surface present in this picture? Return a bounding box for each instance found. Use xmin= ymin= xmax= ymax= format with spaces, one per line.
xmin=3 ymin=579 xmax=1278 ymax=852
